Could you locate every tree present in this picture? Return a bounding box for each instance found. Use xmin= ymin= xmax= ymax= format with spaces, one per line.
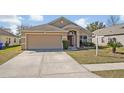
xmin=86 ymin=21 xmax=106 ymax=32
xmin=16 ymin=25 xmax=31 ymax=37
xmin=107 ymin=15 xmax=120 ymax=26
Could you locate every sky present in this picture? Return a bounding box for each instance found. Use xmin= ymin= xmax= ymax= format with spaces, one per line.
xmin=0 ymin=15 xmax=124 ymax=34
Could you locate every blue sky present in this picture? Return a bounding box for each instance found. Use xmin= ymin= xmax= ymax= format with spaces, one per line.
xmin=0 ymin=15 xmax=124 ymax=34
xmin=20 ymin=15 xmax=118 ymax=25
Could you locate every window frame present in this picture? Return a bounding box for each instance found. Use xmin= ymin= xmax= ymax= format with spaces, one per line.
xmin=14 ymin=38 xmax=16 ymax=43
xmin=101 ymin=37 xmax=105 ymax=43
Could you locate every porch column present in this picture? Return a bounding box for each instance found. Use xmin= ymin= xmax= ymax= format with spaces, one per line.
xmin=73 ymin=34 xmax=76 ymax=47
xmin=77 ymin=32 xmax=80 ymax=48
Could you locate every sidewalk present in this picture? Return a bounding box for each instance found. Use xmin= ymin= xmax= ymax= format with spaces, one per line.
xmin=82 ymin=63 xmax=124 ymax=71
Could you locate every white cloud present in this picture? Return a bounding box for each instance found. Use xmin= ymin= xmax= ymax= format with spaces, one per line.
xmin=0 ymin=15 xmax=22 ymax=34
xmin=120 ymin=15 xmax=124 ymax=21
xmin=9 ymin=25 xmax=18 ymax=34
xmin=0 ymin=15 xmax=21 ymax=26
xmin=29 ymin=15 xmax=44 ymax=21
xmin=74 ymin=18 xmax=88 ymax=27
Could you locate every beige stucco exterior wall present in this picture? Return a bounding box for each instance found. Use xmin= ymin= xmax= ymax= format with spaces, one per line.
xmin=107 ymin=35 xmax=124 ymax=45
xmin=92 ymin=36 xmax=104 ymax=46
xmin=0 ymin=35 xmax=19 ymax=46
xmin=92 ymin=36 xmax=107 ymax=46
xmin=92 ymin=35 xmax=124 ymax=46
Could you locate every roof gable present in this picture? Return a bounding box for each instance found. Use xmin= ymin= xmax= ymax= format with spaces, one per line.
xmin=63 ymin=24 xmax=92 ymax=35
xmin=48 ymin=16 xmax=77 ymax=28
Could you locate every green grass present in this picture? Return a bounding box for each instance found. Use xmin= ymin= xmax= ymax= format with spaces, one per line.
xmin=93 ymin=69 xmax=124 ymax=78
xmin=66 ymin=47 xmax=124 ymax=64
xmin=0 ymin=46 xmax=22 ymax=65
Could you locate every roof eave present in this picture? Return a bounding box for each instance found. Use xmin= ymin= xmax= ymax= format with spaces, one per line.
xmin=22 ymin=30 xmax=68 ymax=33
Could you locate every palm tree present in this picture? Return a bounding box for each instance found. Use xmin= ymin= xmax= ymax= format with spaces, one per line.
xmin=107 ymin=38 xmax=122 ymax=53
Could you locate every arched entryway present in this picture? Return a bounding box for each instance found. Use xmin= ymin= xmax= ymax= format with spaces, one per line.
xmin=67 ymin=31 xmax=77 ymax=48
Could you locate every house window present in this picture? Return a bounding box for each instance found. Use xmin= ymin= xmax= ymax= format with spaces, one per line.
xmin=9 ymin=38 xmax=11 ymax=44
xmin=83 ymin=36 xmax=87 ymax=42
xmin=60 ymin=20 xmax=63 ymax=24
xmin=83 ymin=36 xmax=87 ymax=40
xmin=70 ymin=32 xmax=73 ymax=35
xmin=14 ymin=38 xmax=16 ymax=43
xmin=108 ymin=38 xmax=116 ymax=42
xmin=80 ymin=36 xmax=83 ymax=40
xmin=108 ymin=38 xmax=111 ymax=42
xmin=112 ymin=38 xmax=116 ymax=42
xmin=101 ymin=37 xmax=105 ymax=43
xmin=68 ymin=31 xmax=76 ymax=35
xmin=80 ymin=35 xmax=87 ymax=42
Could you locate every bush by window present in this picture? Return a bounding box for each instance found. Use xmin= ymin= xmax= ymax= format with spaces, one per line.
xmin=5 ymin=41 xmax=9 ymax=47
xmin=80 ymin=41 xmax=95 ymax=47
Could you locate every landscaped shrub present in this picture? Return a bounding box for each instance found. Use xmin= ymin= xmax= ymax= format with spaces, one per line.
xmin=98 ymin=46 xmax=109 ymax=49
xmin=107 ymin=41 xmax=123 ymax=48
xmin=80 ymin=41 xmax=95 ymax=47
xmin=5 ymin=42 xmax=9 ymax=48
xmin=116 ymin=42 xmax=123 ymax=47
xmin=62 ymin=40 xmax=69 ymax=50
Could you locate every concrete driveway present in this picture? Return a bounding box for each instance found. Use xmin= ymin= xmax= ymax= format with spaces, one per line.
xmin=0 ymin=51 xmax=100 ymax=78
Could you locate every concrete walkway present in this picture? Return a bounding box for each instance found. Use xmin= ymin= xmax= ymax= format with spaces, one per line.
xmin=82 ymin=63 xmax=124 ymax=71
xmin=0 ymin=51 xmax=100 ymax=78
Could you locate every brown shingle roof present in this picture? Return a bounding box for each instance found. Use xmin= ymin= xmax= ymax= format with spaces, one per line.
xmin=23 ymin=17 xmax=92 ymax=35
xmin=63 ymin=24 xmax=92 ymax=35
xmin=93 ymin=24 xmax=124 ymax=36
xmin=0 ymin=29 xmax=16 ymax=37
xmin=23 ymin=24 xmax=67 ymax=32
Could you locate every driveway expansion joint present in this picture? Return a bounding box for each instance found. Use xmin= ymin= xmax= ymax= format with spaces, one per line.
xmin=38 ymin=53 xmax=45 ymax=77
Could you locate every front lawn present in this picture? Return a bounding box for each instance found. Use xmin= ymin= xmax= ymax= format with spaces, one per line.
xmin=92 ymin=69 xmax=124 ymax=78
xmin=0 ymin=46 xmax=22 ymax=65
xmin=67 ymin=47 xmax=124 ymax=64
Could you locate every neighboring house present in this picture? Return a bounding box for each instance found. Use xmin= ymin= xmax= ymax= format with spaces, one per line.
xmin=92 ymin=24 xmax=124 ymax=46
xmin=21 ymin=17 xmax=92 ymax=50
xmin=0 ymin=29 xmax=19 ymax=47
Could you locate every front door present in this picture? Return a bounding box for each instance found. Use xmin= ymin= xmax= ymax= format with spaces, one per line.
xmin=68 ymin=36 xmax=73 ymax=47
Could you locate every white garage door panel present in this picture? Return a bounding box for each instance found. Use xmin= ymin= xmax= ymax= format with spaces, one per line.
xmin=27 ymin=35 xmax=62 ymax=49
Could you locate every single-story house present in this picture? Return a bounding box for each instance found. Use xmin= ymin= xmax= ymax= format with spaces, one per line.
xmin=0 ymin=28 xmax=19 ymax=47
xmin=92 ymin=24 xmax=124 ymax=46
xmin=21 ymin=17 xmax=92 ymax=50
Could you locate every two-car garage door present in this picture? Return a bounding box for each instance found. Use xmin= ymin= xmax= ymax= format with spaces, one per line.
xmin=27 ymin=34 xmax=62 ymax=50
